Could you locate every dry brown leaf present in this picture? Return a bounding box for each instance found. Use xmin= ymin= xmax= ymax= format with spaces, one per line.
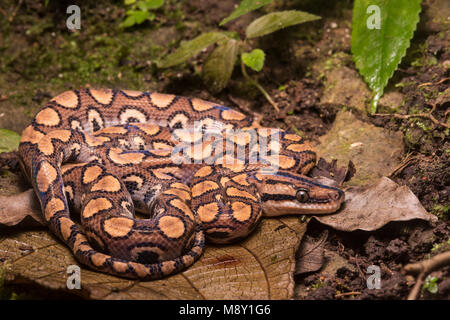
xmin=295 ymin=230 xmax=328 ymax=275
xmin=0 ymin=216 xmax=307 ymax=300
xmin=314 ymin=177 xmax=438 ymax=232
xmin=0 ymin=189 xmax=45 ymax=226
xmin=311 ymin=158 xmax=355 ymax=186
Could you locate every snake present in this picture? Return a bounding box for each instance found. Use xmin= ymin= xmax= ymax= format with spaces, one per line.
xmin=18 ymin=88 xmax=344 ymax=280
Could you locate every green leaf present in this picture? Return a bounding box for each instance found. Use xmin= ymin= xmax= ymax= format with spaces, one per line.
xmin=124 ymin=0 xmax=136 ymax=5
xmin=423 ymin=276 xmax=438 ymax=294
xmin=246 ymin=10 xmax=321 ymax=39
xmin=241 ymin=49 xmax=265 ymax=72
xmin=121 ymin=15 xmax=136 ymax=28
xmin=220 ymin=0 xmax=272 ymax=26
xmin=0 ymin=129 xmax=21 ymax=152
xmin=351 ymin=0 xmax=422 ymax=113
xmin=137 ymin=1 xmax=149 ymax=11
xmin=145 ymin=0 xmax=164 ymax=9
xmin=133 ymin=10 xmax=150 ymax=24
xmin=202 ymin=39 xmax=240 ymax=93
xmin=157 ymin=32 xmax=228 ymax=68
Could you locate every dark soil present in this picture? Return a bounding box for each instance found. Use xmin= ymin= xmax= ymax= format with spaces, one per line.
xmin=0 ymin=0 xmax=448 ymax=300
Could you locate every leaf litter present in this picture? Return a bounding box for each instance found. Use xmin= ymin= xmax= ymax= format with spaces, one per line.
xmin=0 ymin=157 xmax=436 ymax=299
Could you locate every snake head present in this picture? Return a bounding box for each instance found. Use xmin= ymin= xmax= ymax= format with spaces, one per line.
xmin=253 ymin=171 xmax=345 ymax=216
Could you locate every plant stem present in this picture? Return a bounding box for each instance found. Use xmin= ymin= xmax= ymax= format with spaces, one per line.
xmin=240 ymin=59 xmax=279 ymax=112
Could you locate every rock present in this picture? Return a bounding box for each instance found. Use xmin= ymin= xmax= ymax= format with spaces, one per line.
xmin=320 ymin=66 xmax=371 ymax=113
xmin=379 ymin=91 xmax=404 ymax=112
xmin=315 ymin=110 xmax=404 ymax=186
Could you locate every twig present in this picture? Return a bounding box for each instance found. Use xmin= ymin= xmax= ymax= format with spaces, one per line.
xmin=9 ymin=0 xmax=23 ymax=23
xmin=388 ymin=153 xmax=418 ymax=177
xmin=417 ymin=77 xmax=450 ymax=88
xmin=374 ymin=105 xmax=449 ymax=129
xmin=403 ymin=251 xmax=450 ymax=300
xmin=240 ymin=60 xmax=280 ymax=113
xmin=0 ymin=6 xmax=7 ymax=17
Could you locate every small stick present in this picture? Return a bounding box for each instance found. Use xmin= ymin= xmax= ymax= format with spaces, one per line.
xmin=374 ymin=105 xmax=449 ymax=129
xmin=9 ymin=0 xmax=23 ymax=23
xmin=388 ymin=153 xmax=418 ymax=177
xmin=403 ymin=251 xmax=450 ymax=300
xmin=240 ymin=60 xmax=280 ymax=113
xmin=417 ymin=77 xmax=450 ymax=88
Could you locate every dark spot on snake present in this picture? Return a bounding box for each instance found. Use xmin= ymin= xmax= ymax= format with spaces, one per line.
xmin=172 ymin=122 xmax=183 ymax=129
xmin=92 ymin=118 xmax=101 ymax=132
xmin=228 ymin=236 xmax=247 ymax=243
xmin=87 ymin=234 xmax=104 ymax=251
xmin=206 ymin=231 xmax=230 ymax=239
xmin=136 ymin=251 xmax=160 ymax=264
xmin=124 ymin=181 xmax=138 ymax=193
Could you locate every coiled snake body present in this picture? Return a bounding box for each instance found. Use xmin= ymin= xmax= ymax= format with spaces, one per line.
xmin=18 ymin=89 xmax=344 ymax=279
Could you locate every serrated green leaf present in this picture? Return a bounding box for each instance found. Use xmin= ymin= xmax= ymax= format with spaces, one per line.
xmin=157 ymin=32 xmax=228 ymax=68
xmin=0 ymin=129 xmax=21 ymax=152
xmin=220 ymin=0 xmax=272 ymax=26
xmin=202 ymin=39 xmax=239 ymax=93
xmin=351 ymin=0 xmax=422 ymax=113
xmin=246 ymin=10 xmax=321 ymax=39
xmin=241 ymin=49 xmax=265 ymax=72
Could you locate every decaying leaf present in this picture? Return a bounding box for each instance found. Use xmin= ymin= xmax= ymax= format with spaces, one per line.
xmin=202 ymin=38 xmax=239 ymax=93
xmin=0 ymin=189 xmax=44 ymax=227
xmin=314 ymin=177 xmax=438 ymax=232
xmin=295 ymin=230 xmax=328 ymax=275
xmin=311 ymin=158 xmax=355 ymax=186
xmin=0 ymin=216 xmax=307 ymax=299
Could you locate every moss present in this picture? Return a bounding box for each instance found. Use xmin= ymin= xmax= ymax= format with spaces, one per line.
xmin=431 ymin=204 xmax=449 ymax=220
xmin=311 ymin=279 xmax=325 ymax=289
xmin=1 ymin=1 xmax=192 ymax=86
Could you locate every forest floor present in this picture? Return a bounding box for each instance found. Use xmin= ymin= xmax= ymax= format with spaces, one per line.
xmin=0 ymin=0 xmax=448 ymax=300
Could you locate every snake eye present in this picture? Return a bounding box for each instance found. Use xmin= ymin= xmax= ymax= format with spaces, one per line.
xmin=296 ymin=189 xmax=309 ymax=203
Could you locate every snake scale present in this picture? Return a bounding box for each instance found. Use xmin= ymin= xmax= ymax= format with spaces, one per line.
xmin=18 ymin=88 xmax=344 ymax=280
